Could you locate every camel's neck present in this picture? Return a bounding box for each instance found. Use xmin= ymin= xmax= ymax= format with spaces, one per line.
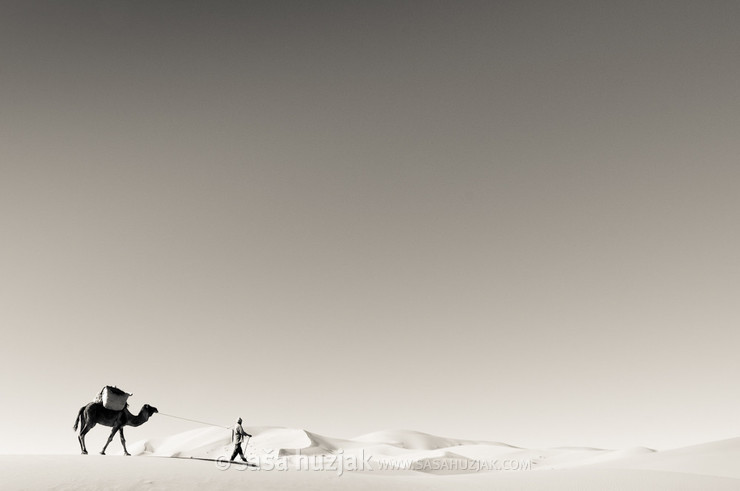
xmin=127 ymin=407 xmax=151 ymax=427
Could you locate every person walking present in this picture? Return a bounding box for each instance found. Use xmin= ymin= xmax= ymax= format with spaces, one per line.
xmin=230 ymin=417 xmax=252 ymax=462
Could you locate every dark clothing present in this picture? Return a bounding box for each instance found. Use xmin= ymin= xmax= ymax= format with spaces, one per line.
xmin=230 ymin=442 xmax=247 ymax=462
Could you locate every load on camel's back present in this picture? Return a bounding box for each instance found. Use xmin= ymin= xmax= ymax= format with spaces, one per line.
xmin=95 ymin=386 xmax=132 ymax=411
xmin=74 ymin=385 xmax=158 ymax=455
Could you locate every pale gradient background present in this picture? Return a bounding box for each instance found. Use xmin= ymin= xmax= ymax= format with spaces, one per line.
xmin=1 ymin=1 xmax=738 ymax=454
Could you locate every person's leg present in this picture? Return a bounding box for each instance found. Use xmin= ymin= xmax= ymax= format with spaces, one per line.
xmin=237 ymin=444 xmax=247 ymax=462
xmin=230 ymin=443 xmax=240 ymax=461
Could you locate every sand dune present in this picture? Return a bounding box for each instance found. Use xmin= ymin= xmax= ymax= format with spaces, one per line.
xmin=3 ymin=428 xmax=739 ymax=489
xmin=129 ymin=426 xmax=740 ymax=477
xmin=353 ymin=429 xmax=508 ymax=449
xmin=591 ymin=436 xmax=740 ymax=479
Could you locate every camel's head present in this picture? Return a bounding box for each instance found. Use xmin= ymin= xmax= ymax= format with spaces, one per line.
xmin=143 ymin=404 xmax=158 ymax=416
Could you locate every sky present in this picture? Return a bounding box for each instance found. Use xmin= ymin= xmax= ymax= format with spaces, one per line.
xmin=1 ymin=0 xmax=739 ymax=454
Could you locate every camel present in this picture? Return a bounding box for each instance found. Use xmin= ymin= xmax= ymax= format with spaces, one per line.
xmin=73 ymin=402 xmax=158 ymax=455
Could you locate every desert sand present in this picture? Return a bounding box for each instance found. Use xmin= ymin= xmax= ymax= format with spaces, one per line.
xmin=2 ymin=427 xmax=739 ymax=490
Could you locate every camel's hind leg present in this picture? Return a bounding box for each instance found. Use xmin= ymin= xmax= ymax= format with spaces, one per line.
xmin=119 ymin=427 xmax=131 ymax=456
xmin=101 ymin=426 xmax=121 ymax=455
xmin=78 ymin=421 xmax=95 ymax=455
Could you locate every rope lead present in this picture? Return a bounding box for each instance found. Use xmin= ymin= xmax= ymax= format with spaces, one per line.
xmin=158 ymin=412 xmax=232 ymax=429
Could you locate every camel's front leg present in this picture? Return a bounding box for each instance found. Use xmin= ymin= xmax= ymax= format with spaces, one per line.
xmin=101 ymin=426 xmax=120 ymax=455
xmin=119 ymin=427 xmax=131 ymax=456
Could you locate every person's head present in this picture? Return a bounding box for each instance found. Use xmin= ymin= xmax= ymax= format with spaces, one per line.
xmin=237 ymin=417 xmax=242 ymax=424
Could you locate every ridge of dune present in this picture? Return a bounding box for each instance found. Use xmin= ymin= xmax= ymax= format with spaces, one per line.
xmin=531 ymin=446 xmax=657 ymax=470
xmin=277 ymin=430 xmax=367 ymax=456
xmin=551 ymin=446 xmax=612 ymax=452
xmin=353 ymin=429 xmax=519 ymax=450
xmin=659 ymin=436 xmax=740 ymax=454
xmin=589 ymin=436 xmax=740 ymax=479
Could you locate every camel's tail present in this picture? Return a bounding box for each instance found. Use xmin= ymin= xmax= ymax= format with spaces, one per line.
xmin=73 ymin=407 xmax=85 ymax=431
